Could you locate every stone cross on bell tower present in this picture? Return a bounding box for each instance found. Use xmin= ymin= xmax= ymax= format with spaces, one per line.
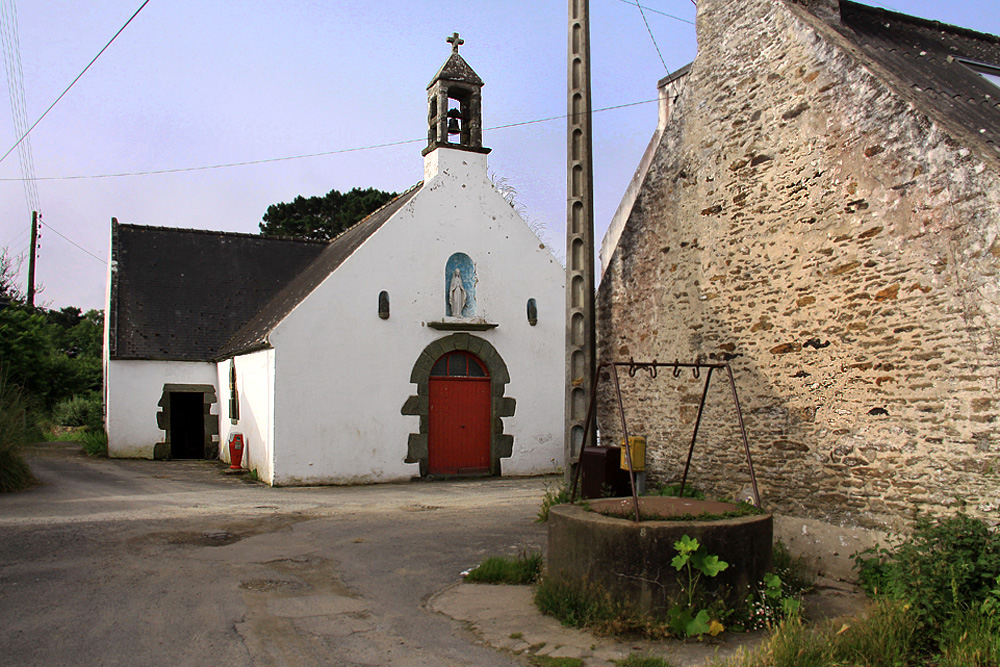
xmin=423 ymin=33 xmax=491 ymax=156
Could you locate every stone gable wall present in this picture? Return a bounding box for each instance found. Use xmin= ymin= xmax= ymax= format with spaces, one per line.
xmin=596 ymin=0 xmax=1000 ymax=529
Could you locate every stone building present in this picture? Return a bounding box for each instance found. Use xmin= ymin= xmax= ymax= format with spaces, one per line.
xmin=104 ymin=38 xmax=565 ymax=485
xmin=597 ymin=0 xmax=1000 ymax=532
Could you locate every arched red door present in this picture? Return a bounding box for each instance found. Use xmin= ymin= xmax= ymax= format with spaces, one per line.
xmin=428 ymin=351 xmax=491 ymax=475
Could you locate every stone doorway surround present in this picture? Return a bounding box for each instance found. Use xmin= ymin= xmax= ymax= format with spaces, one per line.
xmin=154 ymin=384 xmax=219 ymax=460
xmin=402 ymin=333 xmax=515 ymax=477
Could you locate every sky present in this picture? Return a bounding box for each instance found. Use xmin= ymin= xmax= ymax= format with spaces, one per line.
xmin=1 ymin=0 xmax=998 ymax=313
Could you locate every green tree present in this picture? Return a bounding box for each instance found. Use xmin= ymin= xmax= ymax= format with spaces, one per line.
xmin=259 ymin=187 xmax=397 ymax=240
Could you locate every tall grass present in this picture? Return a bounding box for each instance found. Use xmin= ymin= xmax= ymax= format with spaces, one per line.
xmin=78 ymin=429 xmax=108 ymax=457
xmin=715 ymin=599 xmax=925 ymax=667
xmin=0 ymin=375 xmax=36 ymax=492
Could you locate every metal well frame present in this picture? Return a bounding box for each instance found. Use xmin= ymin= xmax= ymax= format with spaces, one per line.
xmin=569 ymin=359 xmax=761 ymax=522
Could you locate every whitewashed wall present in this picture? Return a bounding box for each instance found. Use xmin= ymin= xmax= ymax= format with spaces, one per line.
xmin=106 ymin=360 xmax=218 ymax=458
xmin=265 ymin=148 xmax=565 ymax=485
xmin=217 ymin=350 xmax=275 ymax=483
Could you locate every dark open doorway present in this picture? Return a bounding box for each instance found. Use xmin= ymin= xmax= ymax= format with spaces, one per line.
xmin=169 ymin=392 xmax=205 ymax=459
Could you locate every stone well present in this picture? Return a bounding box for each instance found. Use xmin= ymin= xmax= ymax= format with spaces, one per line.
xmin=546 ymin=498 xmax=773 ymax=614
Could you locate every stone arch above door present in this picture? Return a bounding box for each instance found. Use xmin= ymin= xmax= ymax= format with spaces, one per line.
xmin=401 ymin=333 xmax=515 ymax=476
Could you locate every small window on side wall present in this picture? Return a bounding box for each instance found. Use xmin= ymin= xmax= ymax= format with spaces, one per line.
xmin=229 ymin=362 xmax=239 ymax=422
xmin=527 ymin=298 xmax=538 ymax=326
xmin=378 ymin=291 xmax=390 ymax=319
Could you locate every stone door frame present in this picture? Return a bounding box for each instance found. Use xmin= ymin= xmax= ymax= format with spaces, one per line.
xmin=402 ymin=333 xmax=515 ymax=477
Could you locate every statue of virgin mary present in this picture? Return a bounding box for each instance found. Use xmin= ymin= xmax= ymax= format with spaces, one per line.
xmin=449 ymin=268 xmax=466 ymax=317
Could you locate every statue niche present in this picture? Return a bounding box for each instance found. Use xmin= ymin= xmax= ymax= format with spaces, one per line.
xmin=445 ymin=253 xmax=476 ymax=318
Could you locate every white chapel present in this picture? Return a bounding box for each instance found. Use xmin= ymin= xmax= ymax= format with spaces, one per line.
xmin=103 ymin=35 xmax=566 ymax=485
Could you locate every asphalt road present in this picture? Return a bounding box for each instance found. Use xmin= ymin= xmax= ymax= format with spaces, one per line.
xmin=0 ymin=442 xmax=554 ymax=667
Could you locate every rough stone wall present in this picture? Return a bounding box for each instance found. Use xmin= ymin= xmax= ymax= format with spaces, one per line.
xmin=596 ymin=0 xmax=1000 ymax=530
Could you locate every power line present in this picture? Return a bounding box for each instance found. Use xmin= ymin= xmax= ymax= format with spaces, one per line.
xmin=3 ymin=225 xmax=28 ymax=248
xmin=0 ymin=0 xmax=150 ymax=166
xmin=610 ymin=0 xmax=694 ymax=25
xmin=38 ymin=218 xmax=105 ymax=264
xmin=0 ymin=98 xmax=660 ymax=182
xmin=1 ymin=0 xmax=41 ymax=212
xmin=632 ymin=0 xmax=670 ymax=72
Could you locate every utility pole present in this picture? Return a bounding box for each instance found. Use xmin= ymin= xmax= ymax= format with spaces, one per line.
xmin=26 ymin=210 xmax=37 ymax=308
xmin=565 ymin=0 xmax=596 ymax=479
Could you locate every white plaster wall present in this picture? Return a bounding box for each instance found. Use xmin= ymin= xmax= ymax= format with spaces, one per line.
xmin=106 ymin=360 xmax=218 ymax=458
xmin=267 ymin=147 xmax=565 ymax=485
xmin=217 ymin=350 xmax=275 ymax=483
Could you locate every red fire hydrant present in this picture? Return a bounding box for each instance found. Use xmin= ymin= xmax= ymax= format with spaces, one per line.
xmin=228 ymin=433 xmax=244 ymax=470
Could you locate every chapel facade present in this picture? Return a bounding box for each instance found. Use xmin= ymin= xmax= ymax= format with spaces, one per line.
xmin=104 ymin=36 xmax=566 ymax=485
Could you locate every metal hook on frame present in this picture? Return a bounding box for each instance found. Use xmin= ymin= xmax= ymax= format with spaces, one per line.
xmin=627 ymin=357 xmax=638 ymax=378
xmin=672 ymin=360 xmax=681 ymax=378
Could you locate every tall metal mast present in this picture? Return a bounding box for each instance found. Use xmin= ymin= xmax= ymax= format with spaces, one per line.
xmin=565 ymin=0 xmax=596 ymax=477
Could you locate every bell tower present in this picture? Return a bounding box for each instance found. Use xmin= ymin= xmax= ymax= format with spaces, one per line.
xmin=423 ymin=33 xmax=491 ymax=157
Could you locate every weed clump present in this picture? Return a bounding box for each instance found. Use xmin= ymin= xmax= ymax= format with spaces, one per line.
xmin=465 ymin=552 xmax=542 ymax=585
xmin=536 ymin=479 xmax=571 ymax=522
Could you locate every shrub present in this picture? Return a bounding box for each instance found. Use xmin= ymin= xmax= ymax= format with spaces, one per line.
xmin=52 ymin=394 xmax=103 ymax=430
xmin=0 ymin=376 xmax=36 ymax=492
xmin=465 ymin=552 xmax=543 ymax=585
xmin=853 ymin=513 xmax=1000 ymax=642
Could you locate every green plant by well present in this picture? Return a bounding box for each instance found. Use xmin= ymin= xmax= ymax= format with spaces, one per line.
xmin=537 ymin=479 xmax=571 ymax=522
xmin=465 ymin=552 xmax=542 ymax=585
xmin=667 ymin=535 xmax=728 ymax=637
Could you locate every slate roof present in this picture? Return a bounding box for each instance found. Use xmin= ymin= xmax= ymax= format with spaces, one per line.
xmin=109 ymin=224 xmax=326 ymax=361
xmin=216 ymin=183 xmax=424 ymax=359
xmin=831 ymin=1 xmax=1000 ymax=155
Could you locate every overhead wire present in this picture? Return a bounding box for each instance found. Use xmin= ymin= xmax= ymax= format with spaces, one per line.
xmin=0 ymin=98 xmax=661 ymax=182
xmin=631 ymin=0 xmax=670 ymax=72
xmin=1 ymin=0 xmax=41 ymax=213
xmin=0 ymin=0 xmax=150 ymax=166
xmin=610 ymin=0 xmax=694 ymax=25
xmin=37 ymin=217 xmax=105 ymax=264
xmin=3 ymin=226 xmax=28 ymax=248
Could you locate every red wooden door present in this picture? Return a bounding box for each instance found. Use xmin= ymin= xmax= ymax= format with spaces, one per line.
xmin=428 ymin=351 xmax=491 ymax=475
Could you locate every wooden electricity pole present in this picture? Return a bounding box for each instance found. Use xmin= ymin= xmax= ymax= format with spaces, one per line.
xmin=26 ymin=210 xmax=37 ymax=308
xmin=565 ymin=0 xmax=597 ymax=478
